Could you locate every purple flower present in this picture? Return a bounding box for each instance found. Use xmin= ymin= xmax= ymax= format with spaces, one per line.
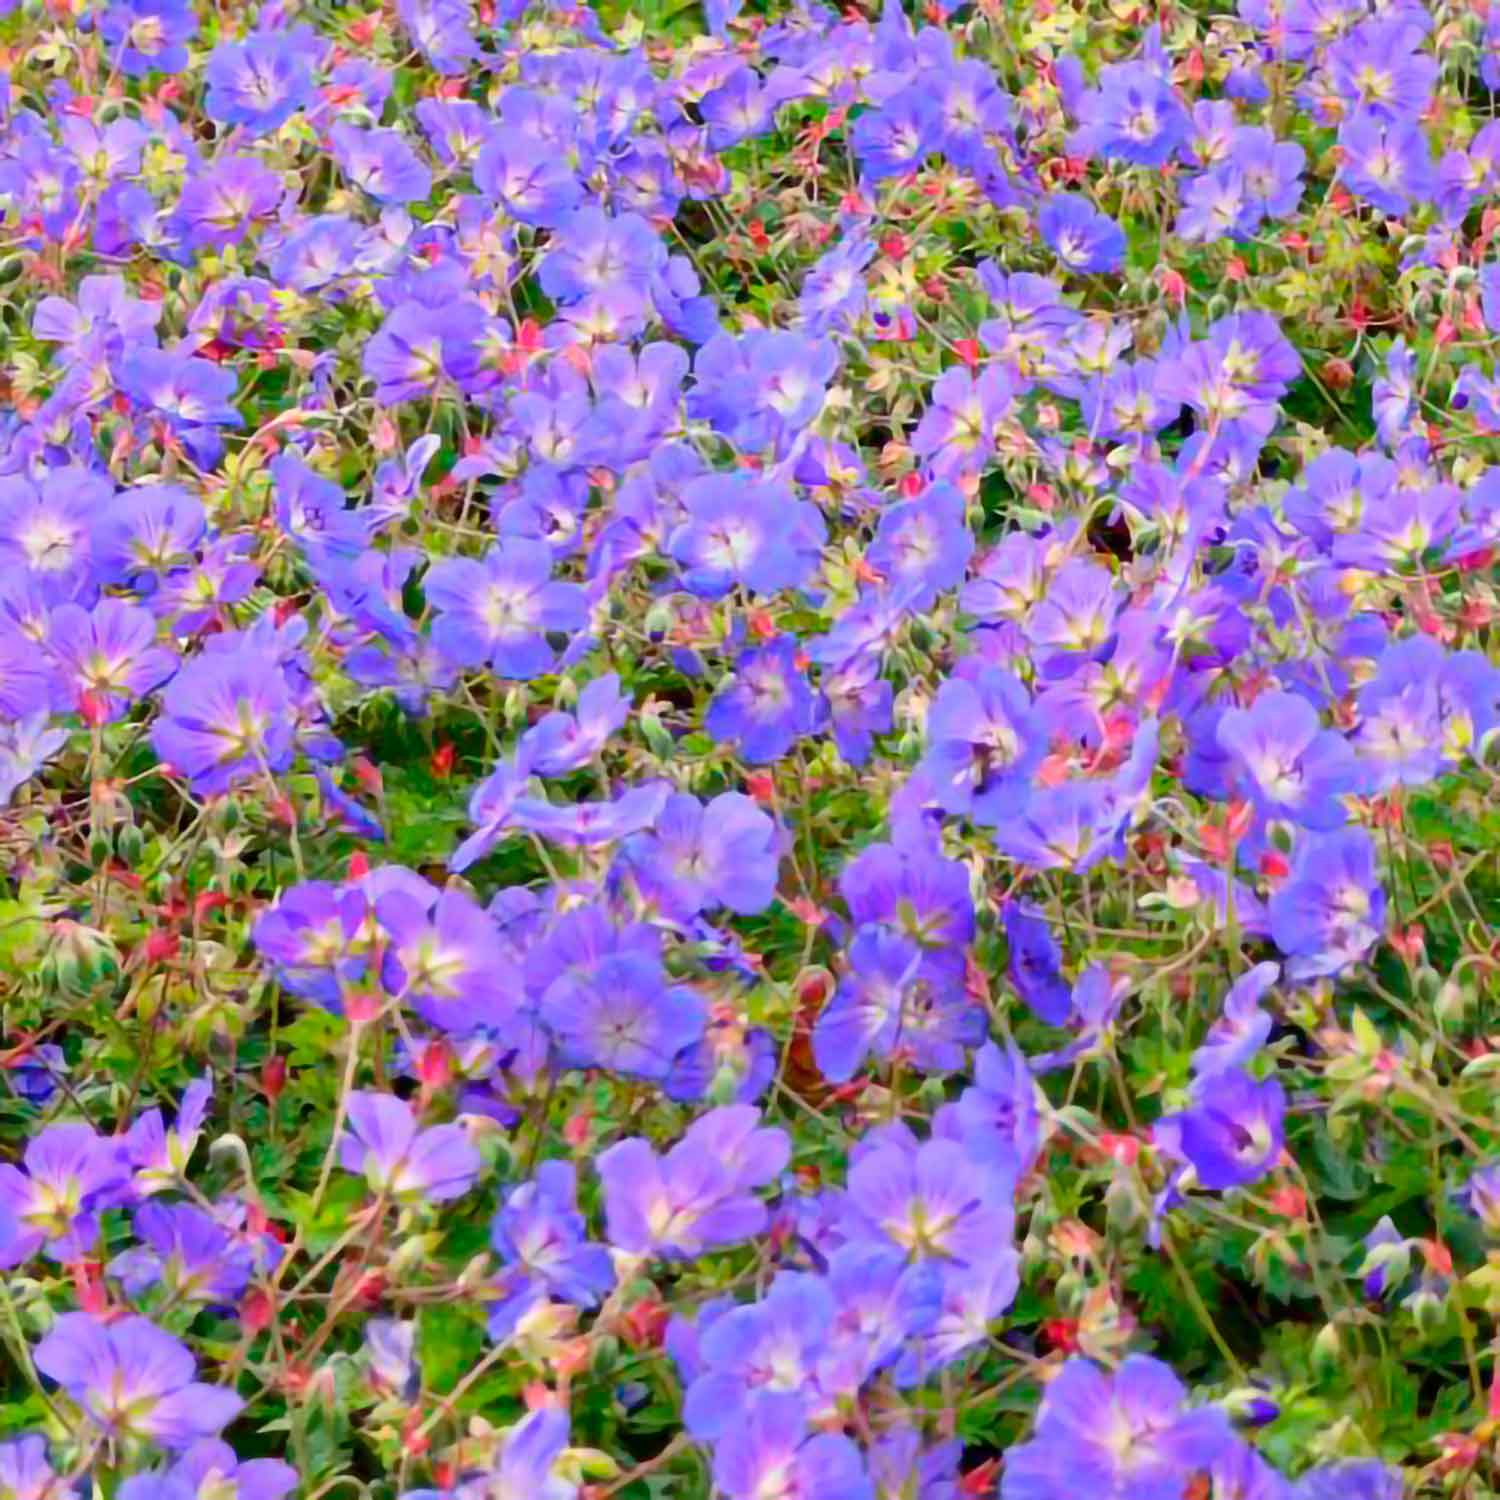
xmin=1283 ymin=448 xmax=1395 ymax=548
xmin=1002 ymin=901 xmax=1072 ymax=1025
xmin=35 ymin=1314 xmax=242 ymax=1448
xmin=1202 ymin=1441 xmax=1288 ymax=1500
xmin=867 ymin=1428 xmax=960 ymax=1500
xmin=0 ymin=1123 xmax=130 ymax=1267
xmin=536 ymin=207 xmax=666 ymax=337
xmin=490 ymin=1161 xmax=614 ymax=1328
xmin=48 ymin=598 xmax=177 ymax=723
xmin=1268 ymin=828 xmax=1386 ymax=980
xmin=799 ymin=233 xmax=874 ymax=335
xmin=847 ymin=1137 xmax=1012 ymax=1266
xmin=507 ymin=782 xmax=670 ymax=849
xmin=539 ymin=207 xmax=664 ymax=306
xmin=0 ymin=628 xmax=55 ymax=723
xmin=118 ymin=1442 xmax=297 ymax=1500
xmin=700 ymin=65 xmax=772 ymax=149
xmin=866 ymin=483 xmax=974 ymax=608
xmin=98 ymin=0 xmax=197 ymax=74
xmin=32 ymin=275 xmax=160 ymax=362
xmin=819 ymin=649 xmax=894 ymax=768
xmin=150 ymin=644 xmax=294 ymax=795
xmin=1026 ymin=963 xmax=1131 ymax=1072
xmin=898 ymin=1252 xmax=1019 ymax=1377
xmin=1175 ymin=164 xmax=1250 ymax=245
xmin=251 ymin=879 xmax=365 ymax=1011
xmin=521 ymin=674 xmax=630 ymax=775
xmin=1192 ymin=962 xmax=1280 ymax=1077
xmin=1178 ymin=124 xmax=1307 ymax=243
xmin=813 ymin=926 xmax=983 ymax=1083
xmin=377 ymin=883 xmax=519 ymax=1032
xmin=268 ymin=214 xmax=366 ymax=292
xmin=1039 ymin=193 xmax=1126 ymax=274
xmin=330 ymin=123 xmax=432 ymax=204
xmin=414 ymin=99 xmax=494 ymax=168
xmin=598 ymin=1105 xmax=788 ymax=1259
xmin=339 ymin=1091 xmax=481 ymax=1203
xmin=588 ymin=342 xmax=688 ymax=459
xmin=126 ymin=1076 xmax=212 ymax=1196
xmin=94 ymin=484 xmax=205 ymax=592
xmin=271 ymin=453 xmax=371 ymax=568
xmin=999 ymin=1354 xmax=1233 ymax=1500
xmin=954 ymin=1040 xmax=1043 ymax=1177
xmin=689 ymin=330 xmax=841 ymax=457
xmin=1357 ymin=1215 xmax=1411 ymax=1300
xmin=175 ymin=159 xmax=284 ymax=251
xmin=155 ymin=534 xmax=259 ymax=635
xmin=1024 ymin=559 xmax=1120 ymax=673
xmin=669 ymin=474 xmax=826 ymax=599
xmin=425 ymin=541 xmax=588 ymax=679
xmin=474 ymin=130 xmax=584 ymax=229
xmin=398 ymin=0 xmax=479 ymax=74
xmin=405 ymin=1409 xmax=578 ymax=1500
xmin=5 ymin=1042 xmax=67 ymax=1104
xmin=683 ymin=1273 xmax=836 ymax=1438
xmin=920 ymin=667 xmax=1045 ymax=822
xmin=1216 ymin=690 xmax=1358 ymax=831
xmin=0 ymin=1436 xmax=68 ymax=1500
xmin=712 ymin=1394 xmax=871 ymax=1500
xmin=618 ymin=791 xmax=780 ymax=921
xmin=1168 ymin=1065 xmax=1286 ymax=1190
xmin=1235 ymin=126 xmax=1307 ymax=225
xmin=0 ymin=467 xmax=109 ymax=603
xmin=1332 ymin=481 xmax=1460 ymax=570
xmin=840 ymin=838 xmax=975 ymax=981
xmin=934 ymin=58 xmax=1014 ymax=168
xmin=543 ymin=950 xmax=707 ymax=1082
xmin=1159 ymin=311 xmax=1300 ymax=448
xmin=1456 ymin=1162 xmax=1500 ymax=1234
xmin=1292 ymin=1463 xmax=1402 ymax=1500
xmin=108 ymin=1201 xmax=259 ymax=1306
xmin=362 ymin=297 xmax=492 ymax=405
xmin=363 ymin=1318 xmax=419 ymax=1402
xmin=1327 ymin=17 xmax=1436 ymax=123
xmin=983 ymin=264 xmax=1087 ymax=369
xmin=851 ymin=86 xmax=939 ymax=181
xmin=706 ymin=636 xmax=824 ymax=765
xmin=448 ymin=756 xmax=535 ymax=873
xmin=116 ymin=348 xmax=243 ymax=461
xmin=910 ymin=367 xmax=1015 ymax=483
xmin=1337 ymin=112 xmax=1434 ymax=215
xmin=1353 ymin=637 xmax=1500 ymax=790
xmin=203 ymin=29 xmax=320 ymax=136
xmin=1068 ymin=58 xmax=1191 ymax=167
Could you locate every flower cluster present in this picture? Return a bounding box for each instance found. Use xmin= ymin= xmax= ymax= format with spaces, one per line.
xmin=4 ymin=0 xmax=1500 ymax=1495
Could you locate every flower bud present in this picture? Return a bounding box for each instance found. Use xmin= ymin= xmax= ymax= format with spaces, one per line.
xmin=42 ymin=920 xmax=121 ymax=999
xmin=261 ymin=1054 xmax=288 ymax=1100
xmin=1311 ymin=1321 xmax=1342 ymax=1374
xmin=1104 ymin=1167 xmax=1147 ymax=1236
xmin=115 ymin=822 xmax=144 ymax=866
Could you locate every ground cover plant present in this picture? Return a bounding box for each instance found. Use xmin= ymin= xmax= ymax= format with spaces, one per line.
xmin=10 ymin=0 xmax=1500 ymax=1493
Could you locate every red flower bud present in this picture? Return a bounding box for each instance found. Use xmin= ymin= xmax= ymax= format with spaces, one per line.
xmin=261 ymin=1054 xmax=287 ymax=1100
xmin=242 ymin=1288 xmax=276 ymax=1332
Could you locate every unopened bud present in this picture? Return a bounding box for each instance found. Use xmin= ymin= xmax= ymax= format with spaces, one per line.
xmin=1311 ymin=1321 xmax=1342 ymax=1374
xmin=116 ymin=823 xmax=144 ymax=865
xmin=261 ymin=1055 xmax=288 ymax=1100
xmin=43 ymin=921 xmax=121 ymax=999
